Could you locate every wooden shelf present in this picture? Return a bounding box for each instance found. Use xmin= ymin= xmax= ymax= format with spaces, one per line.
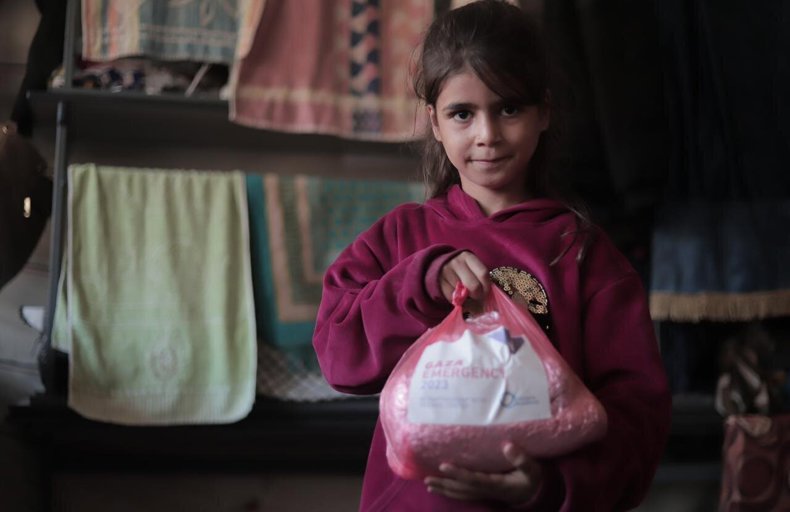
xmin=28 ymin=89 xmax=422 ymax=179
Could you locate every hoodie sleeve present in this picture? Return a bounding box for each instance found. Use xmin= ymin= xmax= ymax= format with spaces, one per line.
xmin=533 ymin=271 xmax=672 ymax=511
xmin=312 ymin=213 xmax=458 ymax=395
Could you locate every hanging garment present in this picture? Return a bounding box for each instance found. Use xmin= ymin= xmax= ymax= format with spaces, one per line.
xmin=230 ymin=0 xmax=433 ymax=141
xmin=649 ymin=0 xmax=790 ymax=321
xmin=54 ymin=164 xmax=256 ymax=425
xmin=81 ymin=0 xmax=247 ymax=64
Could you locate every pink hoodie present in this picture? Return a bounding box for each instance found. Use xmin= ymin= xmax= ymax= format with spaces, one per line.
xmin=313 ymin=185 xmax=671 ymax=511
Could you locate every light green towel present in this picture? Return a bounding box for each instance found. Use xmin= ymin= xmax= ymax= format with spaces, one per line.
xmin=57 ymin=164 xmax=256 ymax=425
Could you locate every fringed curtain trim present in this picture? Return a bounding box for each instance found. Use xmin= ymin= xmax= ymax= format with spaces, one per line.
xmin=650 ymin=290 xmax=790 ymax=322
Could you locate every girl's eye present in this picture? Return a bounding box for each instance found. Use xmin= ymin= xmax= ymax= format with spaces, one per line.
xmin=452 ymin=111 xmax=471 ymax=122
xmin=501 ymin=105 xmax=519 ymax=117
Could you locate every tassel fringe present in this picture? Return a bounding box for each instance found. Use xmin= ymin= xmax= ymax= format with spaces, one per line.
xmin=649 ymin=290 xmax=790 ymax=322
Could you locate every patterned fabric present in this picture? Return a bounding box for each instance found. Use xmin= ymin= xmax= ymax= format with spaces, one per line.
xmin=350 ymin=0 xmax=384 ymax=134
xmin=81 ymin=0 xmax=247 ymax=64
xmin=246 ymin=173 xmax=423 ymax=361
xmin=256 ymin=343 xmax=357 ymax=401
xmin=230 ymin=0 xmax=433 ymax=141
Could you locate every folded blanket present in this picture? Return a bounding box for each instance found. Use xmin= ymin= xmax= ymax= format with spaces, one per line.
xmin=57 ymin=164 xmax=256 ymax=425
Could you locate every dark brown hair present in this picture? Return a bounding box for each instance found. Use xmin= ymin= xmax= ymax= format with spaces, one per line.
xmin=413 ymin=0 xmax=551 ymax=198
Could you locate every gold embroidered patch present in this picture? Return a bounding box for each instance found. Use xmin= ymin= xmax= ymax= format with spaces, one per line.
xmin=489 ymin=266 xmax=550 ymax=318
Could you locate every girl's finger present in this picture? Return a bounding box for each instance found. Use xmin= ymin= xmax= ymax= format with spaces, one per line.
xmin=464 ymin=254 xmax=491 ymax=291
xmin=440 ymin=276 xmax=456 ymax=303
xmin=502 ymin=442 xmax=528 ymax=468
xmin=426 ymin=474 xmax=488 ymax=499
xmin=425 ymin=477 xmax=473 ymax=493
xmin=427 ymin=485 xmax=476 ymax=501
xmin=449 ymin=262 xmax=479 ymax=291
xmin=438 ymin=464 xmax=498 ymax=488
xmin=503 ymin=442 xmax=541 ymax=477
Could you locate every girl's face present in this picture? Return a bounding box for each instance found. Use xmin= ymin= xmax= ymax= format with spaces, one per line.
xmin=428 ymin=69 xmax=549 ymax=215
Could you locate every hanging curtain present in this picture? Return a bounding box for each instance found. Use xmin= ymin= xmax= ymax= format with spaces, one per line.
xmin=541 ymin=0 xmax=667 ymax=263
xmin=649 ymin=0 xmax=790 ymax=321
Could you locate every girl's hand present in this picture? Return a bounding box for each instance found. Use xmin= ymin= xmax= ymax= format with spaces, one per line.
xmin=424 ymin=443 xmax=543 ymax=507
xmin=438 ymin=251 xmax=490 ymax=303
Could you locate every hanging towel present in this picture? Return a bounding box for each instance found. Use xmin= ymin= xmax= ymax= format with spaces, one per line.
xmin=230 ymin=0 xmax=433 ymax=141
xmin=81 ymin=0 xmax=248 ymax=64
xmin=246 ymin=173 xmax=423 ymax=365
xmin=59 ymin=164 xmax=256 ymax=425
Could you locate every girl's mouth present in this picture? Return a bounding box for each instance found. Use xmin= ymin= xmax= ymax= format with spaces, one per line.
xmin=471 ymin=156 xmax=510 ymax=166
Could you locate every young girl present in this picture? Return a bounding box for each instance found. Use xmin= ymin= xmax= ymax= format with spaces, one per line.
xmin=313 ymin=1 xmax=671 ymax=510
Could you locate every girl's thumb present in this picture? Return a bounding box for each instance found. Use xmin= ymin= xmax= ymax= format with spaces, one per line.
xmin=502 ymin=442 xmax=528 ymax=468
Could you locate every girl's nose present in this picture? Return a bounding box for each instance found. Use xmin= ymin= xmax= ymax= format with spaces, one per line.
xmin=475 ymin=115 xmax=501 ymax=145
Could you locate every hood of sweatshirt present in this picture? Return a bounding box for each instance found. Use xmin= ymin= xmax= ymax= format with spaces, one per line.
xmin=423 ymin=185 xmax=571 ymax=224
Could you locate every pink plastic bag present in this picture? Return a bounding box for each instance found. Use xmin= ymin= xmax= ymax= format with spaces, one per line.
xmin=379 ymin=284 xmax=607 ymax=480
